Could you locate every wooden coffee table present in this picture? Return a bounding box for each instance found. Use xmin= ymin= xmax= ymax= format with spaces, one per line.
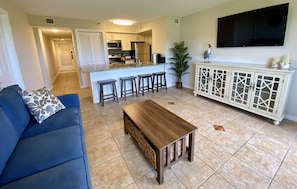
xmin=123 ymin=99 xmax=197 ymax=184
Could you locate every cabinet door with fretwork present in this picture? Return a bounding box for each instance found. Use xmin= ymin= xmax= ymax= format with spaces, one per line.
xmin=210 ymin=68 xmax=229 ymax=100
xmin=229 ymin=70 xmax=254 ymax=108
xmin=250 ymin=73 xmax=284 ymax=116
xmin=195 ymin=66 xmax=211 ymax=95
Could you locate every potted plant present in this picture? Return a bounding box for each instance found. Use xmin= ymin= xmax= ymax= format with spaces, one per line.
xmin=169 ymin=41 xmax=192 ymax=88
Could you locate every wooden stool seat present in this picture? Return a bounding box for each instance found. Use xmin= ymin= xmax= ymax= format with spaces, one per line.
xmin=138 ymin=74 xmax=154 ymax=95
xmin=97 ymin=79 xmax=118 ymax=106
xmin=120 ymin=76 xmax=138 ymax=100
xmin=152 ymin=72 xmax=167 ymax=92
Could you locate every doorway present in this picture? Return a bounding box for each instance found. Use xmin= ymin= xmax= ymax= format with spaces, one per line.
xmin=35 ymin=27 xmax=77 ymax=89
xmin=54 ymin=40 xmax=76 ymax=72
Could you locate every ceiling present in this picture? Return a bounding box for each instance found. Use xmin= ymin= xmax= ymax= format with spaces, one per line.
xmin=40 ymin=28 xmax=73 ymax=38
xmin=11 ymin=0 xmax=236 ymax=38
xmin=12 ymin=0 xmax=235 ymax=24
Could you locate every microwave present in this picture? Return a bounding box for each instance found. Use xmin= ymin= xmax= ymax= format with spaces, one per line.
xmin=107 ymin=40 xmax=122 ymax=49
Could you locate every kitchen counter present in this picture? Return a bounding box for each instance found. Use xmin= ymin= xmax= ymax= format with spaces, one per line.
xmin=83 ymin=62 xmax=173 ymax=103
xmin=81 ymin=62 xmax=162 ymax=73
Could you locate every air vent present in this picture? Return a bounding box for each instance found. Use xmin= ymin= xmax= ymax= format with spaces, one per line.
xmin=173 ymin=18 xmax=180 ymax=25
xmin=44 ymin=17 xmax=55 ymax=25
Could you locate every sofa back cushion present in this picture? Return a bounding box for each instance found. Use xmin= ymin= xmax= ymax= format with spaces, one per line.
xmin=0 ymin=85 xmax=30 ymax=137
xmin=0 ymin=108 xmax=19 ymax=175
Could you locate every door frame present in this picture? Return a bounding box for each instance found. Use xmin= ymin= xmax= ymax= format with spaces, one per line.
xmin=33 ymin=27 xmax=76 ymax=89
xmin=0 ymin=8 xmax=24 ymax=90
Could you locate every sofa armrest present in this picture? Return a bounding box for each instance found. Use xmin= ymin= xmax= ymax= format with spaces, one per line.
xmin=58 ymin=94 xmax=80 ymax=108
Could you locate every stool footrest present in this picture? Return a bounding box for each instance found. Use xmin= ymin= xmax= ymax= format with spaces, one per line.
xmin=152 ymin=72 xmax=167 ymax=92
xmin=138 ymin=74 xmax=154 ymax=96
xmin=98 ymin=79 xmax=118 ymax=106
xmin=120 ymin=76 xmax=138 ymax=100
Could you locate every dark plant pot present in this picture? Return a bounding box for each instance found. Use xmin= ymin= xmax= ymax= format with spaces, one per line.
xmin=176 ymin=82 xmax=182 ymax=89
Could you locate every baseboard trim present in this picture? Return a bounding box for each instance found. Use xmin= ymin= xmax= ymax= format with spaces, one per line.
xmin=285 ymin=114 xmax=297 ymax=123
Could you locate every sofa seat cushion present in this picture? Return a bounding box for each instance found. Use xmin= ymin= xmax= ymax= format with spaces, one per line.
xmin=0 ymin=125 xmax=84 ymax=185
xmin=0 ymin=158 xmax=90 ymax=189
xmin=20 ymin=108 xmax=82 ymax=139
xmin=0 ymin=85 xmax=30 ymax=137
xmin=0 ymin=109 xmax=19 ymax=175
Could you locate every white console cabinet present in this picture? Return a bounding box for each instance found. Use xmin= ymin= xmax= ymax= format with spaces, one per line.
xmin=194 ymin=62 xmax=296 ymax=126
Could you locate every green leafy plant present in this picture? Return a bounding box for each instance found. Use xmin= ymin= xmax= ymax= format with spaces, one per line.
xmin=169 ymin=41 xmax=192 ymax=84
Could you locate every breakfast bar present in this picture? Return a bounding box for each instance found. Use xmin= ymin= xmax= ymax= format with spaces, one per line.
xmin=81 ymin=63 xmax=173 ymax=103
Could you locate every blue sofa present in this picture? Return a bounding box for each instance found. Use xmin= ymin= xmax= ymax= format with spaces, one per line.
xmin=0 ymin=85 xmax=91 ymax=189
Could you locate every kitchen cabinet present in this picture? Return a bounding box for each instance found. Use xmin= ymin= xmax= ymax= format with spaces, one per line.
xmin=122 ymin=34 xmax=145 ymax=50
xmin=121 ymin=34 xmax=132 ymax=51
xmin=122 ymin=34 xmax=135 ymax=51
xmin=130 ymin=34 xmax=144 ymax=42
xmin=106 ymin=33 xmax=145 ymax=50
xmin=106 ymin=33 xmax=121 ymax=41
xmin=194 ymin=62 xmax=295 ymax=126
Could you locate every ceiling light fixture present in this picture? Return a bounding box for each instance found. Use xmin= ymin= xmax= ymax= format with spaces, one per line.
xmin=112 ymin=19 xmax=134 ymax=26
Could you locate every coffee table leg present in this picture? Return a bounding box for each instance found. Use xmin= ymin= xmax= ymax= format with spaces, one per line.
xmin=156 ymin=149 xmax=164 ymax=184
xmin=188 ymin=131 xmax=195 ymax=161
xmin=123 ymin=112 xmax=128 ymax=134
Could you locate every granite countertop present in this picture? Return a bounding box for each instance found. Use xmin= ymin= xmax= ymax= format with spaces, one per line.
xmin=81 ymin=62 xmax=165 ymax=73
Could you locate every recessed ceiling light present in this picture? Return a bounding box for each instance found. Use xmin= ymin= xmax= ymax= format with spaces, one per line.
xmin=52 ymin=29 xmax=58 ymax=33
xmin=112 ymin=19 xmax=134 ymax=26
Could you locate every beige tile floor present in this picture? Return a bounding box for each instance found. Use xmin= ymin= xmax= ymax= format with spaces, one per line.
xmin=52 ymin=72 xmax=297 ymax=189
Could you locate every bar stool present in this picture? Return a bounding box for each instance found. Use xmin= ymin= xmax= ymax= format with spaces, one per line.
xmin=152 ymin=72 xmax=167 ymax=92
xmin=120 ymin=76 xmax=138 ymax=100
xmin=97 ymin=79 xmax=118 ymax=106
xmin=138 ymin=74 xmax=154 ymax=95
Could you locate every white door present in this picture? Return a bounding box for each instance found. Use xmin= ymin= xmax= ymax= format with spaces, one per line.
xmin=0 ymin=20 xmax=14 ymax=88
xmin=76 ymin=31 xmax=106 ymax=65
xmin=0 ymin=10 xmax=24 ymax=90
xmin=75 ymin=30 xmax=107 ymax=87
xmin=56 ymin=41 xmax=76 ymax=72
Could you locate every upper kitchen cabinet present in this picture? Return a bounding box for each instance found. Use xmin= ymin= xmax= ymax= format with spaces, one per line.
xmin=106 ymin=32 xmax=147 ymax=51
xmin=106 ymin=33 xmax=121 ymax=41
xmin=130 ymin=34 xmax=145 ymax=42
xmin=121 ymin=34 xmax=132 ymax=51
xmin=122 ymin=34 xmax=145 ymax=50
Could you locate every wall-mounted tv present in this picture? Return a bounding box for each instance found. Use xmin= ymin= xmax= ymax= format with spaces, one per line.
xmin=217 ymin=3 xmax=289 ymax=48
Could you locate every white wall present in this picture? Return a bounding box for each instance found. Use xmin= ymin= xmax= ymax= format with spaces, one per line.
xmin=43 ymin=36 xmax=60 ymax=84
xmin=137 ymin=17 xmax=167 ymax=56
xmin=165 ymin=17 xmax=181 ymax=62
xmin=181 ymin=0 xmax=297 ymax=121
xmin=0 ymin=0 xmax=44 ymax=89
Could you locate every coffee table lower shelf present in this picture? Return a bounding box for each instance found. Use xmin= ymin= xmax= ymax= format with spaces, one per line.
xmin=124 ymin=112 xmax=195 ymax=184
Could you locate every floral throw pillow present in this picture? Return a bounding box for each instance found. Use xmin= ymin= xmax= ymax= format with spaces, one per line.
xmin=19 ymin=88 xmax=65 ymax=123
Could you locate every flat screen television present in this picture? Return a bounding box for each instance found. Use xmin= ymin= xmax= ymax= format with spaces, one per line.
xmin=217 ymin=3 xmax=289 ymax=47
